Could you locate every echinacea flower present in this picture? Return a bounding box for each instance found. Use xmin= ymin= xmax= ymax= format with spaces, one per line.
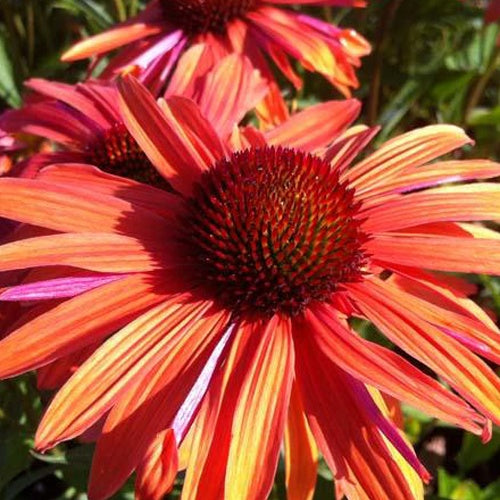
xmin=0 ymin=76 xmax=499 ymax=500
xmin=0 ymin=54 xmax=267 ymax=183
xmin=61 ymin=0 xmax=370 ymax=123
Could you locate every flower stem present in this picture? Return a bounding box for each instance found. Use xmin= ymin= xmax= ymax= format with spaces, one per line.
xmin=367 ymin=0 xmax=402 ymax=125
xmin=464 ymin=46 xmax=500 ymax=124
xmin=113 ymin=0 xmax=127 ymax=22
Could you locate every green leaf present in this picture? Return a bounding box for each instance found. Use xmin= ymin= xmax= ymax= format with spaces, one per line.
xmin=445 ymin=24 xmax=500 ymax=73
xmin=51 ymin=0 xmax=113 ymax=32
xmin=0 ymin=433 xmax=33 ymax=491
xmin=468 ymin=106 xmax=500 ymax=126
xmin=0 ymin=30 xmax=21 ymax=107
xmin=377 ymin=78 xmax=430 ymax=141
xmin=481 ymin=479 xmax=500 ymax=500
xmin=1 ymin=464 xmax=58 ymax=500
xmin=457 ymin=432 xmax=500 ymax=474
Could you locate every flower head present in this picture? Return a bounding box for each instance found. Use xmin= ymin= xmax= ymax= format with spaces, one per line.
xmin=61 ymin=0 xmax=370 ymax=123
xmin=0 ymin=76 xmax=499 ymax=500
xmin=0 ymin=55 xmax=266 ymax=183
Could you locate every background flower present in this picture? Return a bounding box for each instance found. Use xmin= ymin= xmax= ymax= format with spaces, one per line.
xmin=59 ymin=0 xmax=370 ymax=124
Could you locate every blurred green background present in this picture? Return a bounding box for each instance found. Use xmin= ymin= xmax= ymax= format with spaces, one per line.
xmin=0 ymin=0 xmax=499 ymax=498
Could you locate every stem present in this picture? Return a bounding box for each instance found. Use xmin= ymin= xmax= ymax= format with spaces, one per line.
xmin=322 ymin=6 xmax=333 ymax=24
xmin=464 ymin=46 xmax=500 ymax=124
xmin=129 ymin=0 xmax=140 ymax=17
xmin=26 ymin=0 xmax=35 ymax=68
xmin=367 ymin=0 xmax=402 ymax=125
xmin=113 ymin=0 xmax=127 ymax=22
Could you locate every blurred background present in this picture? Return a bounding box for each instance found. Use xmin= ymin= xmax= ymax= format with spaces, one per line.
xmin=0 ymin=0 xmax=499 ymax=498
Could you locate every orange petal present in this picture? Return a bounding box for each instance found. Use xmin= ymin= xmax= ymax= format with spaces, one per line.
xmin=386 ymin=269 xmax=500 ymax=364
xmin=390 ymin=266 xmax=498 ymax=342
xmin=260 ymin=40 xmax=302 ymax=90
xmin=37 ymin=164 xmax=181 ymax=222
xmin=360 ymin=159 xmax=500 ymax=199
xmin=348 ymin=278 xmax=500 ymax=428
xmin=265 ymin=99 xmax=360 ymax=153
xmin=248 ymin=7 xmax=336 ymax=76
xmin=87 ymin=307 xmax=230 ymax=499
xmin=35 ymin=297 xmax=211 ymax=450
xmin=284 ymin=382 xmax=318 ymax=500
xmin=255 ymin=80 xmax=289 ymax=129
xmin=363 ymin=183 xmax=500 ymax=233
xmin=369 ymin=388 xmax=425 ymax=500
xmin=183 ymin=317 xmax=294 ymax=500
xmin=0 ymin=232 xmax=167 ymax=274
xmin=224 ymin=316 xmax=294 ymax=500
xmin=326 ymin=125 xmax=380 ymax=175
xmin=135 ymin=429 xmax=178 ymax=500
xmin=196 ymin=54 xmax=269 ymax=137
xmin=37 ymin=343 xmax=100 ymax=390
xmin=166 ymin=43 xmax=217 ymax=98
xmin=348 ymin=125 xmax=472 ymax=192
xmin=368 ymin=232 xmax=500 ymax=275
xmin=0 ymin=177 xmax=169 ymax=239
xmin=61 ymin=8 xmax=163 ymax=61
xmin=0 ymin=273 xmax=169 ymax=379
xmin=157 ymin=96 xmax=227 ymax=164
xmin=118 ymin=75 xmax=214 ymax=195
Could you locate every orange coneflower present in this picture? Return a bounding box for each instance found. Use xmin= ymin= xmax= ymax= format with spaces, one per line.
xmin=61 ymin=0 xmax=370 ymax=123
xmin=0 ymin=76 xmax=499 ymax=500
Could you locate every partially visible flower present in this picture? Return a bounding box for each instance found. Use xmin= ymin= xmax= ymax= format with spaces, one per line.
xmin=0 ymin=54 xmax=267 ymax=184
xmin=61 ymin=0 xmax=370 ymax=124
xmin=0 ymin=76 xmax=499 ymax=500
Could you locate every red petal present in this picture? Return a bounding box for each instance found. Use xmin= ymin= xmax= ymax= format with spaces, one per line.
xmin=306 ymin=303 xmax=486 ymax=434
xmin=349 ymin=279 xmax=500 ymax=428
xmin=118 ymin=75 xmax=218 ymax=195
xmin=294 ymin=325 xmax=420 ymax=500
xmin=135 ymin=429 xmax=178 ymax=500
